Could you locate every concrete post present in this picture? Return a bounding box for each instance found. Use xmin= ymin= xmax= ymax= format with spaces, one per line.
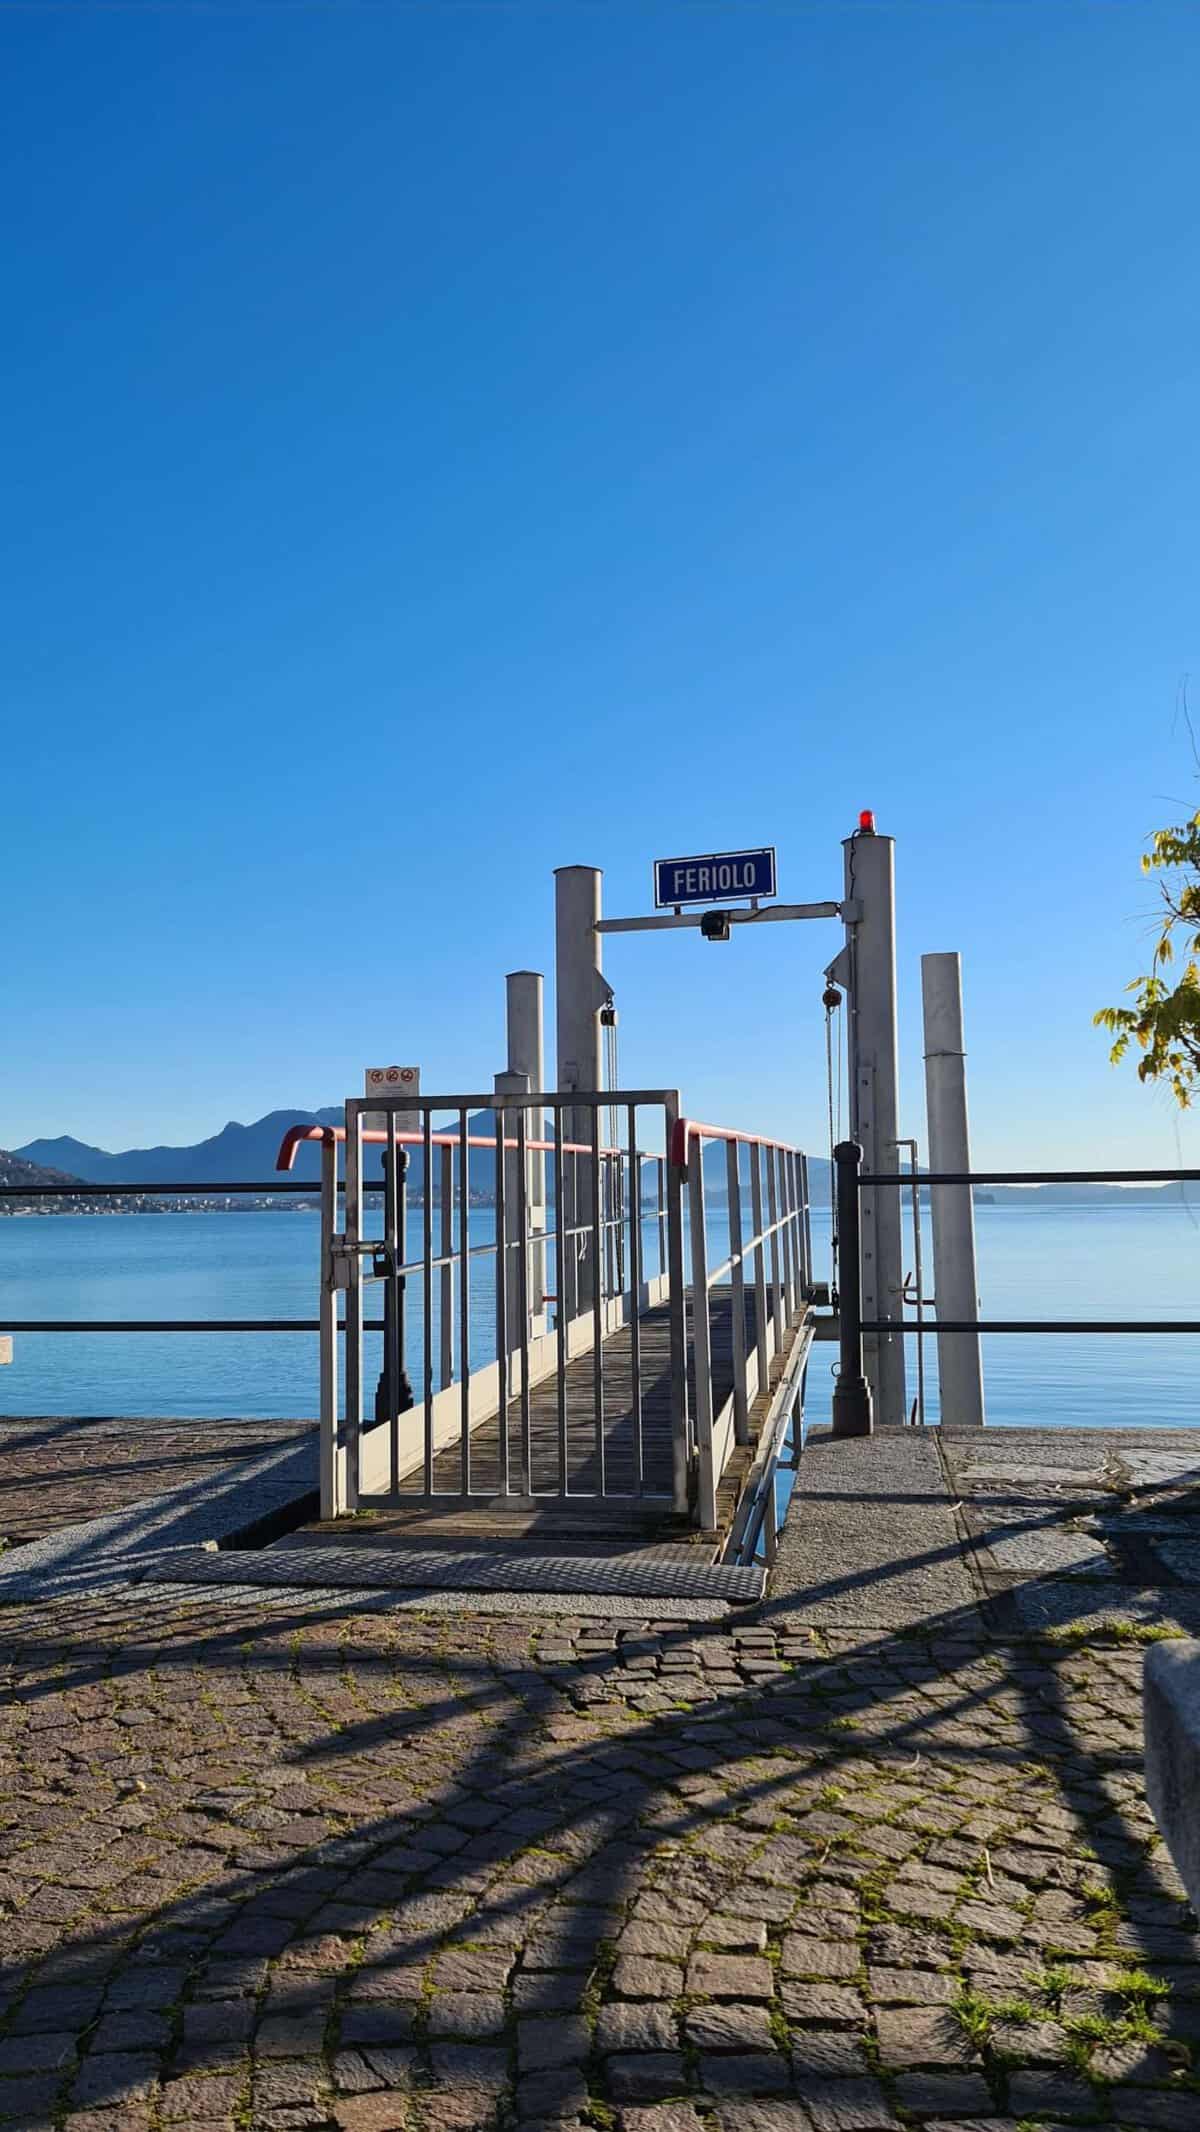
xmin=843 ymin=827 xmax=907 ymax=1428
xmin=921 ymin=952 xmax=986 ymax=1428
xmin=555 ymin=867 xmax=604 ymax=1319
xmin=506 ymin=971 xmax=546 ymax=1326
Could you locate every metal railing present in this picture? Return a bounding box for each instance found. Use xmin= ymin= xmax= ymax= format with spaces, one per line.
xmin=670 ymin=1119 xmax=814 ymax=1529
xmin=0 ymin=1178 xmax=334 ymax=1333
xmin=832 ymin=1141 xmax=1200 ymax=1435
xmin=288 ymin=1091 xmax=686 ymax=1518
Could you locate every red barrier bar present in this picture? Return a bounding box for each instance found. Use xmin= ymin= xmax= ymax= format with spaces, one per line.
xmin=275 ymin=1122 xmax=624 ymax=1172
xmin=669 ymin=1118 xmax=802 ymax=1168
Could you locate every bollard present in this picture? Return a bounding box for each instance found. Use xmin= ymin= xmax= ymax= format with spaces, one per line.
xmin=831 ymin=1140 xmax=873 ymax=1438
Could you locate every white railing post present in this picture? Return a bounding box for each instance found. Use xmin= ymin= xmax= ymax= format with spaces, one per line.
xmin=319 ymin=1136 xmax=340 ymax=1519
xmin=766 ymin=1146 xmax=784 ymax=1351
xmin=494 ymin=1069 xmax=529 ymax=1364
xmin=343 ymin=1102 xmax=363 ymax=1514
xmin=750 ymin=1143 xmax=770 ymax=1396
xmin=688 ymin=1141 xmax=717 ymax=1530
xmin=506 ymin=971 xmax=546 ymax=1326
xmin=439 ymin=1142 xmax=454 ymax=1389
xmin=665 ymin=1096 xmax=690 ymax=1517
xmin=725 ymin=1139 xmax=749 ymax=1445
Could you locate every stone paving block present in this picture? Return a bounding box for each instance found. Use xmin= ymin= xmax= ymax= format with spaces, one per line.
xmin=71 ymin=2055 xmax=159 ymax=2106
xmin=160 ymin=2074 xmax=245 ymax=2119
xmin=686 ymin=2003 xmax=775 ymax=2051
xmin=697 ymin=2051 xmax=791 ymax=2095
xmin=686 ymin=1952 xmax=774 ymax=1999
xmin=606 ymin=2054 xmax=689 ymax=2102
xmin=617 ymin=2109 xmax=708 ymax=2132
xmin=331 ymin=2100 xmax=410 ymax=2132
xmin=596 ymin=2004 xmax=678 ymax=2054
xmin=873 ymin=2007 xmax=974 ymax=2069
xmin=515 ymin=2069 xmax=589 ymax=2118
xmin=613 ymin=1958 xmax=685 ymax=1999
xmin=0 ymin=2030 xmax=77 ymax=2071
xmin=1108 ymin=2093 xmax=1200 ymax=2130
xmin=711 ymin=2107 xmax=813 ymax=2132
xmin=517 ymin=2017 xmax=589 ymax=2072
xmin=425 ymin=1992 xmax=507 ymax=2039
xmin=339 ymin=2005 xmax=419 ymax=2047
xmin=866 ymin=1967 xmax=956 ymax=2004
xmin=1006 ymin=2068 xmax=1100 ymax=2118
xmin=428 ymin=2044 xmax=509 ymax=2091
xmin=780 ymin=2079 xmax=901 ymax=2129
xmin=781 ymin=1936 xmax=860 ymax=1981
xmin=892 ymin=2070 xmax=995 ymax=2116
xmin=791 ymin=2030 xmax=870 ymax=2079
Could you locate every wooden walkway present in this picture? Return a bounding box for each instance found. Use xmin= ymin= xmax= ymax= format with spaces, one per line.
xmin=287 ymin=1288 xmax=807 ymax=1558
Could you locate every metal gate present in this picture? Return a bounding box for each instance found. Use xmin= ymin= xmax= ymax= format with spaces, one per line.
xmin=324 ymin=1088 xmax=687 ymax=1516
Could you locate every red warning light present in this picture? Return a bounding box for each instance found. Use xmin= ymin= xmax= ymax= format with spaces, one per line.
xmin=858 ymin=809 xmax=877 ymax=834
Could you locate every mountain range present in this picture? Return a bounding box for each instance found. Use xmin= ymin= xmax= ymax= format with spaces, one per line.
xmin=9 ymin=1113 xmax=1196 ymax=1209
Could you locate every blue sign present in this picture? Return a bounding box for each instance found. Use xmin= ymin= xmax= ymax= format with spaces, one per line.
xmin=654 ymin=846 xmax=777 ymax=909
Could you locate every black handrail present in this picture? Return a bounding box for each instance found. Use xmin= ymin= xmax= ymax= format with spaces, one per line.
xmin=839 ymin=1145 xmax=1200 ymax=1346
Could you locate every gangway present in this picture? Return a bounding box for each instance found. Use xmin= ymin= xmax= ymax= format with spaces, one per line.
xmin=276 ymin=1089 xmax=817 ymax=1550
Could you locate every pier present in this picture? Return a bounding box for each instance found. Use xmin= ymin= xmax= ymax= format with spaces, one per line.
xmin=3 ymin=821 xmax=1200 ymax=2131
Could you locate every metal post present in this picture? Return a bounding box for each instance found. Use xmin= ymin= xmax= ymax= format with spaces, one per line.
xmin=439 ymin=1142 xmax=454 ymax=1390
xmin=831 ymin=1141 xmax=873 ymax=1438
xmin=922 ymin=952 xmax=986 ymax=1428
xmin=688 ymin=1143 xmax=718 ymax=1529
xmin=843 ymin=825 xmax=907 ymax=1427
xmin=750 ymin=1144 xmax=769 ymax=1401
xmin=665 ymin=1092 xmax=690 ymax=1517
xmin=506 ymin=971 xmax=546 ymax=1324
xmin=726 ymin=1140 xmax=749 ymax=1445
xmin=344 ymin=1104 xmax=363 ymax=1512
xmin=319 ymin=1136 xmax=339 ymax=1518
xmin=494 ymin=1070 xmax=529 ymax=1364
xmin=555 ymin=866 xmax=605 ymax=1318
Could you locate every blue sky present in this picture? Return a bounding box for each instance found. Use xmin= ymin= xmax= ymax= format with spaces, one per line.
xmin=3 ymin=2 xmax=1199 ymax=1166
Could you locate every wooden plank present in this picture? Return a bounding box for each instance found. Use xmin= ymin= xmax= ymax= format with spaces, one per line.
xmin=373 ymin=1285 xmax=761 ymax=1502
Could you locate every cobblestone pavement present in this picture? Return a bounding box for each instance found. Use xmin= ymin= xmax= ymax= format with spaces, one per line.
xmin=0 ymin=1576 xmax=1195 ymax=2132
xmin=0 ymin=1422 xmax=314 ymax=1549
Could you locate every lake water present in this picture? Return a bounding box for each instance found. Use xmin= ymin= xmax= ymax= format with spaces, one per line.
xmin=0 ymin=1204 xmax=1195 ymax=1431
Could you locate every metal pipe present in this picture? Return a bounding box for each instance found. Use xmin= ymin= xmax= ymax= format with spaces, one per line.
xmin=831 ymin=1140 xmax=873 ymax=1438
xmin=596 ymin=900 xmax=841 ymax=933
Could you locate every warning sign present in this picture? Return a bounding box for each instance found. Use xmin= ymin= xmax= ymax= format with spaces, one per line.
xmin=364 ymin=1065 xmax=421 ymax=1136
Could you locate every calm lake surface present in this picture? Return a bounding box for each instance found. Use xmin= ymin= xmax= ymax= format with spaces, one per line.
xmin=0 ymin=1204 xmax=1195 ymax=1431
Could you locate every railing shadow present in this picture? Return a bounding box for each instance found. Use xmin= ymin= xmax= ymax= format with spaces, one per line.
xmin=0 ymin=1481 xmax=1193 ymax=2124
